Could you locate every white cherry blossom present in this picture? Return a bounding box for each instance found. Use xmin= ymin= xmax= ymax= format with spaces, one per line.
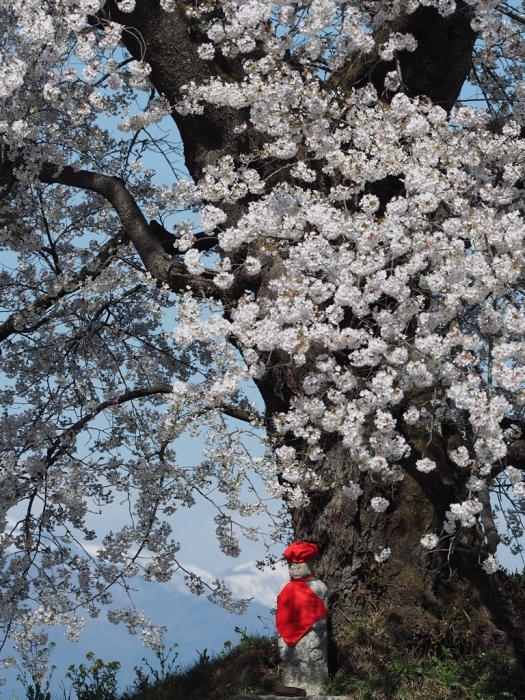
xmin=2 ymin=0 xmax=525 ymax=676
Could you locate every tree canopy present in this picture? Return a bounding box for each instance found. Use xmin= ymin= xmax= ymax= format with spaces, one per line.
xmin=2 ymin=0 xmax=525 ymax=681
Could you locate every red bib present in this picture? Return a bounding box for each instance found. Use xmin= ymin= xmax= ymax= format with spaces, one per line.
xmin=276 ymin=575 xmax=328 ymax=647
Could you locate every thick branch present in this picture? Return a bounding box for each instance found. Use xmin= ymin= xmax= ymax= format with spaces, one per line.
xmin=43 ymin=384 xmax=255 ymax=471
xmin=478 ymin=486 xmax=501 ymax=553
xmin=35 ymin=164 xmax=217 ymax=297
xmin=221 ymin=405 xmax=255 ymax=424
xmin=499 ymin=417 xmax=525 ymax=473
xmin=328 ymin=1 xmax=476 ymax=112
xmin=61 ymin=383 xmax=175 ymax=441
xmin=38 ymin=165 xmax=165 ymax=275
xmin=95 ymin=0 xmax=249 ymax=180
xmin=505 ymin=438 xmax=525 ymax=472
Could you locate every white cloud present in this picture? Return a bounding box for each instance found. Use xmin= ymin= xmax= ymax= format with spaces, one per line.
xmin=166 ymin=560 xmax=288 ymax=608
xmin=224 ymin=560 xmax=288 ymax=607
xmin=80 ymin=543 xmax=102 ymax=558
xmin=169 ymin=563 xmax=217 ymax=595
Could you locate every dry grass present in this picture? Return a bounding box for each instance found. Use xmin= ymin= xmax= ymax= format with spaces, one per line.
xmin=73 ymin=569 xmax=525 ymax=700
xmin=326 ymin=611 xmax=525 ymax=699
xmin=117 ymin=617 xmax=524 ymax=700
xmin=120 ymin=635 xmax=280 ymax=700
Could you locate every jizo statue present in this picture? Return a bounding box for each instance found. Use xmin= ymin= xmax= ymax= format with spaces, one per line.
xmin=275 ymin=542 xmax=329 ymax=695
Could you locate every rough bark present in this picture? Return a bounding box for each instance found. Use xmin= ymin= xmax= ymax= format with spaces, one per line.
xmin=290 ymin=428 xmax=525 ymax=663
xmin=62 ymin=0 xmax=525 ymax=678
xmin=0 ymin=159 xmax=219 ymax=298
xmin=95 ymin=0 xmax=249 ymax=180
xmin=328 ymin=1 xmax=476 ymax=111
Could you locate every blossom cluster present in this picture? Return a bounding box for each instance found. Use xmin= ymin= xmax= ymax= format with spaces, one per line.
xmin=3 ymin=0 xmax=525 ymax=675
xmin=174 ymin=79 xmax=525 ymax=543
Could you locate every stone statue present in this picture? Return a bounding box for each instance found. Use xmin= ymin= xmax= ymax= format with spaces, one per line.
xmin=276 ymin=541 xmax=329 ymax=695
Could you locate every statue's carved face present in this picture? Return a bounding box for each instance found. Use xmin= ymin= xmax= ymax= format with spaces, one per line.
xmin=288 ymin=561 xmax=314 ymax=579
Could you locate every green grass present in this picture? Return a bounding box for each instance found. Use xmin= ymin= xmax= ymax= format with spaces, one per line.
xmin=15 ymin=628 xmax=525 ymax=700
xmin=11 ymin=616 xmax=525 ymax=699
xmin=9 ymin=635 xmax=279 ymax=700
xmin=325 ymin=613 xmax=525 ymax=700
xmin=119 ymin=634 xmax=279 ymax=700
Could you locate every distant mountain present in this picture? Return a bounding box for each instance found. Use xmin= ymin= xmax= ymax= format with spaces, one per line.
xmin=2 ymin=560 xmax=287 ymax=696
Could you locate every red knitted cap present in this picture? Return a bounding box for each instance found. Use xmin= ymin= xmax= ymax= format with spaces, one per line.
xmin=283 ymin=541 xmax=319 ymax=563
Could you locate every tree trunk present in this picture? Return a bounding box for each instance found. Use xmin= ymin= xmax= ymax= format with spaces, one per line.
xmin=97 ymin=0 xmax=525 ymax=680
xmin=287 ymin=427 xmax=525 ymax=673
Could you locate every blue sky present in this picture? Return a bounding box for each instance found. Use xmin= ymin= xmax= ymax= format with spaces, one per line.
xmin=2 ymin=64 xmax=525 ymax=699
xmin=0 ymin=100 xmax=292 ymax=695
xmin=0 ymin=500 xmax=289 ymax=697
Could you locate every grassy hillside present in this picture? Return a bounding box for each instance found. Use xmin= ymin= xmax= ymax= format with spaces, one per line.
xmin=119 ymin=635 xmax=280 ymax=700
xmin=18 ymin=625 xmax=523 ymax=700
xmin=13 ymin=568 xmax=525 ymax=700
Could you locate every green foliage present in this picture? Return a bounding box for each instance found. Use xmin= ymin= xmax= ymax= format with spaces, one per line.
xmin=15 ymin=640 xmax=56 ymax=700
xmin=8 ymin=625 xmax=525 ymax=700
xmin=327 ymin=614 xmax=525 ymax=700
xmin=220 ymin=640 xmax=233 ymax=658
xmin=506 ymin=565 xmax=525 ymax=590
xmin=23 ymin=682 xmax=52 ymax=700
xmin=120 ymin=632 xmax=279 ymax=700
xmin=65 ymin=652 xmax=121 ymax=700
xmin=120 ymin=638 xmax=179 ymax=698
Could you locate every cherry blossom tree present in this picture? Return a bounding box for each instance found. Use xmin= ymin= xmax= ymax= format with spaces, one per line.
xmin=2 ymin=0 xmax=525 ymax=677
